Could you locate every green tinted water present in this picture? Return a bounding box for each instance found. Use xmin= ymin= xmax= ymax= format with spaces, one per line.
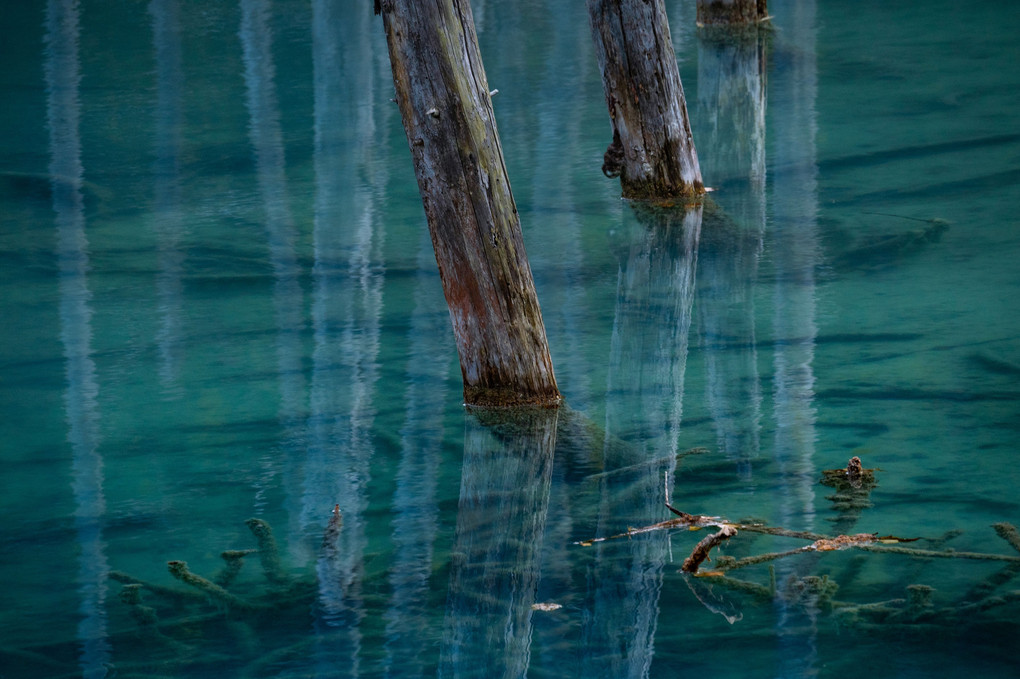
xmin=2 ymin=0 xmax=1019 ymax=677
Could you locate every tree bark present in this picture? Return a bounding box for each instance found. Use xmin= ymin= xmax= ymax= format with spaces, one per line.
xmin=377 ymin=0 xmax=560 ymax=408
xmin=697 ymin=0 xmax=769 ymax=26
xmin=587 ymin=0 xmax=705 ymax=201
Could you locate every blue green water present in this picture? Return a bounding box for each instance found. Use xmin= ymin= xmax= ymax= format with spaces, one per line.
xmin=2 ymin=0 xmax=1019 ymax=677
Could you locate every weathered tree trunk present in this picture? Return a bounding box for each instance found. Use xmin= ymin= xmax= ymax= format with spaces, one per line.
xmin=697 ymin=0 xmax=768 ymax=26
xmin=587 ymin=0 xmax=705 ymax=200
xmin=377 ymin=1 xmax=560 ymax=408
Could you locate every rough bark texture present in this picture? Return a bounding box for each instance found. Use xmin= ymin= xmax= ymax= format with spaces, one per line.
xmin=587 ymin=0 xmax=704 ymax=200
xmin=697 ymin=0 xmax=768 ymax=26
xmin=378 ymin=0 xmax=560 ymax=407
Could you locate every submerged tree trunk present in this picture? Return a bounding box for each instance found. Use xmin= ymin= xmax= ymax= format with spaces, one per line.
xmin=697 ymin=0 xmax=769 ymax=26
xmin=377 ymin=1 xmax=560 ymax=408
xmin=587 ymin=0 xmax=705 ymax=201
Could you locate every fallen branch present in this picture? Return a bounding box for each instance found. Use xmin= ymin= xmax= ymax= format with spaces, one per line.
xmin=682 ymin=525 xmax=738 ymax=573
xmin=858 ymin=544 xmax=1020 ymax=562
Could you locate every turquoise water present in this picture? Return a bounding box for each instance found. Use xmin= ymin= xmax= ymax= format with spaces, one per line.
xmin=2 ymin=0 xmax=1019 ymax=677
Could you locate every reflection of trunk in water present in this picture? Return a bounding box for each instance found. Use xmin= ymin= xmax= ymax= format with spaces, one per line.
xmin=516 ymin=3 xmax=601 ymax=666
xmin=304 ymin=1 xmax=386 ymax=675
xmin=695 ymin=25 xmax=768 ymax=480
xmin=239 ymin=0 xmax=307 ymax=517
xmin=383 ymin=229 xmax=451 ymax=676
xmin=582 ymin=206 xmax=701 ymax=678
xmin=438 ymin=409 xmax=557 ymax=678
xmin=150 ymin=0 xmax=186 ymax=398
xmin=46 ymin=0 xmax=111 ymax=674
xmin=768 ymin=0 xmax=820 ymax=675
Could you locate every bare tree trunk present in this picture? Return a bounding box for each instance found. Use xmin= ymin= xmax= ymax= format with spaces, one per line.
xmin=697 ymin=0 xmax=769 ymax=26
xmin=587 ymin=0 xmax=705 ymax=201
xmin=377 ymin=0 xmax=560 ymax=408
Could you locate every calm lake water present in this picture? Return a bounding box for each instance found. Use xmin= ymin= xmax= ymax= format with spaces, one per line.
xmin=2 ymin=0 xmax=1019 ymax=677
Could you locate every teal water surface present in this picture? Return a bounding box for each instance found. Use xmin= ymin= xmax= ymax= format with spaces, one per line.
xmin=2 ymin=0 xmax=1020 ymax=677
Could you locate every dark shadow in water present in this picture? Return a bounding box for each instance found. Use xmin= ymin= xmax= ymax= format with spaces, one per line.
xmin=46 ymin=0 xmax=111 ymax=675
xmin=438 ymin=407 xmax=558 ymax=678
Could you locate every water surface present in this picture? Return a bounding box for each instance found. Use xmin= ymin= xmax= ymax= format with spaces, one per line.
xmin=2 ymin=0 xmax=1019 ymax=677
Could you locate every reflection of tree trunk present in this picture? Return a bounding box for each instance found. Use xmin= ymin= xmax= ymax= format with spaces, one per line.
xmin=769 ymin=0 xmax=819 ymax=543
xmin=582 ymin=206 xmax=701 ymax=678
xmin=439 ymin=409 xmax=557 ymax=678
xmin=518 ymin=6 xmax=598 ymax=667
xmin=240 ymin=0 xmax=306 ymax=532
xmin=304 ymin=2 xmax=386 ymax=675
xmin=587 ymin=0 xmax=704 ymax=200
xmin=239 ymin=0 xmax=306 ymax=452
xmin=768 ymin=1 xmax=820 ymax=675
xmin=384 ymin=230 xmax=451 ymax=676
xmin=150 ymin=0 xmax=185 ymax=398
xmin=695 ymin=26 xmax=767 ymax=480
xmin=378 ymin=1 xmax=559 ymax=408
xmin=46 ymin=0 xmax=111 ymax=674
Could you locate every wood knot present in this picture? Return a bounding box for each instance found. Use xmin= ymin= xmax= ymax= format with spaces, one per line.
xmin=602 ymin=129 xmax=624 ymax=178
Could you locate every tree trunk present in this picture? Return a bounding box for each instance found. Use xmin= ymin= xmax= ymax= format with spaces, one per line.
xmin=377 ymin=0 xmax=560 ymax=408
xmin=587 ymin=0 xmax=704 ymax=201
xmin=697 ymin=0 xmax=769 ymax=26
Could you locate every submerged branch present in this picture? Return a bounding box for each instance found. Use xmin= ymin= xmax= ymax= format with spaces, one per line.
xmin=993 ymin=522 xmax=1020 ymax=554
xmin=167 ymin=560 xmax=259 ymax=612
xmin=682 ymin=525 xmax=738 ymax=573
xmin=245 ymin=518 xmax=288 ymax=585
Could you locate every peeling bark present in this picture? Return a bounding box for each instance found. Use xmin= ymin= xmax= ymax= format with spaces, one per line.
xmin=587 ymin=0 xmax=705 ymax=200
xmin=378 ymin=0 xmax=560 ymax=407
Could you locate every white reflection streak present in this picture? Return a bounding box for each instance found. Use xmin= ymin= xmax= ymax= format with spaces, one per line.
xmin=383 ymin=231 xmax=448 ymax=677
xmin=438 ymin=414 xmax=556 ymax=678
xmin=770 ymin=0 xmax=821 ymax=675
xmin=696 ymin=30 xmax=767 ymax=480
xmin=770 ymin=0 xmax=820 ymax=547
xmin=239 ymin=0 xmax=306 ymax=512
xmin=305 ymin=0 xmax=384 ymax=675
xmin=525 ymin=12 xmax=592 ymax=669
xmin=585 ymin=211 xmax=700 ymax=679
xmin=46 ymin=0 xmax=110 ymax=676
xmin=150 ymin=0 xmax=185 ymax=397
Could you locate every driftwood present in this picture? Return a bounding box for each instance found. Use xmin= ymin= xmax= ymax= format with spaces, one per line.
xmin=573 ymin=449 xmax=1020 ymax=637
xmin=681 ymin=525 xmax=737 ymax=573
xmin=576 ymin=456 xmax=1020 ymax=592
